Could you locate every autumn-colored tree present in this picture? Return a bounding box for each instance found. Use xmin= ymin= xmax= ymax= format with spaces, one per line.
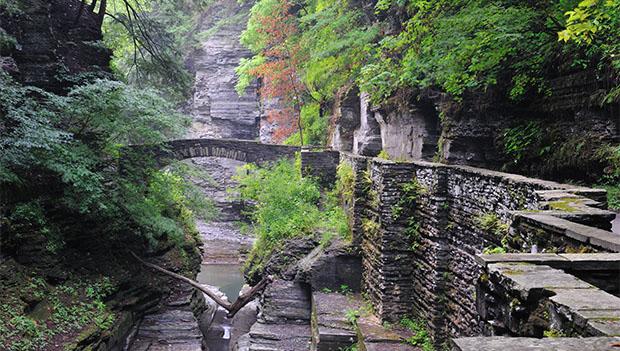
xmin=238 ymin=0 xmax=307 ymax=144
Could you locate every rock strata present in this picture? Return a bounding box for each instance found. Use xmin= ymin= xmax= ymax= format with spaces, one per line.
xmin=186 ymin=0 xmax=260 ymax=140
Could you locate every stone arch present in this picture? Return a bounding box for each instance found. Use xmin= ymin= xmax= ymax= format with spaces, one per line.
xmin=122 ymin=138 xmax=299 ymax=171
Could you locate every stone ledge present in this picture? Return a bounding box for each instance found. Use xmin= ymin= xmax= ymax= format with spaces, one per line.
xmin=451 ymin=336 xmax=620 ymax=351
xmin=486 ymin=263 xmax=620 ymax=336
xmin=311 ymin=292 xmax=360 ymax=351
xmin=513 ymin=213 xmax=620 ymax=252
xmin=477 ymin=253 xmax=620 ymax=270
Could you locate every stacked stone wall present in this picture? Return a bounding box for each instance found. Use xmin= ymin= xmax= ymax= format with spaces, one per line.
xmin=327 ymin=153 xmax=619 ymax=343
xmin=300 ymin=150 xmax=341 ymax=187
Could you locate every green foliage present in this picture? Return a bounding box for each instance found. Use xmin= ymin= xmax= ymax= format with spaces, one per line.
xmin=559 ymin=0 xmax=620 ymax=101
xmin=377 ymin=150 xmax=390 ymax=160
xmin=102 ymin=0 xmax=211 ymax=102
xmin=543 ymin=328 xmax=567 ymax=338
xmin=284 ymin=103 xmax=328 ymax=146
xmin=483 ymin=246 xmax=507 ymax=254
xmin=501 ymin=122 xmax=544 ymax=165
xmin=1 ymin=73 xmax=203 ymax=254
xmin=238 ymin=0 xmax=618 ymax=139
xmin=345 ymin=308 xmax=360 ymax=326
xmin=234 ymin=159 xmax=350 ymax=278
xmin=297 ymin=3 xmax=378 ymax=102
xmin=400 ymin=318 xmax=435 ymax=351
xmin=475 ymin=213 xmax=509 ymax=237
xmin=238 ymin=0 xmax=378 ymax=144
xmin=235 ymin=55 xmax=265 ymax=95
xmin=359 ymin=1 xmax=568 ymax=103
xmin=335 ymin=162 xmax=355 ymax=209
xmin=0 ymin=274 xmax=118 ymax=351
xmin=339 ymin=284 xmax=352 ymax=295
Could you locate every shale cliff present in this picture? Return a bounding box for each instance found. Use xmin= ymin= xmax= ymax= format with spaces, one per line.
xmin=186 ymin=0 xmax=260 ymax=141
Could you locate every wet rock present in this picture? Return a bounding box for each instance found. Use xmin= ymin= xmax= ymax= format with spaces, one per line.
xmin=311 ymin=292 xmax=360 ymax=351
xmin=259 ymin=279 xmax=312 ymax=324
xmin=247 ymin=322 xmax=312 ymax=351
xmin=245 ymin=237 xmax=319 ymax=285
xmin=186 ymin=0 xmax=259 ymax=140
xmin=296 ymin=241 xmax=362 ymax=293
xmin=230 ymin=285 xmax=259 ymax=350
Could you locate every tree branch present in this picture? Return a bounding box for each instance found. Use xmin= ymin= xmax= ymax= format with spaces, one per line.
xmin=130 ymin=251 xmax=272 ymax=318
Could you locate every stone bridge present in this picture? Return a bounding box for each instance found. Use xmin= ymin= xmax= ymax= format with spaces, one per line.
xmin=123 ymin=138 xmax=300 ymax=169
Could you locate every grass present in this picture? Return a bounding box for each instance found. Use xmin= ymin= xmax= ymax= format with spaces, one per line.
xmin=400 ymin=318 xmax=435 ymax=351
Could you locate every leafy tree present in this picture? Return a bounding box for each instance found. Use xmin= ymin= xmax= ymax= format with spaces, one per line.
xmin=559 ymin=0 xmax=620 ymax=103
xmin=237 ymin=0 xmax=306 ymax=143
xmin=1 ymin=72 xmax=210 ymax=253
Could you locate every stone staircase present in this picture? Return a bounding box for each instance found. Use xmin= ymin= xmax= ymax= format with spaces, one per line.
xmin=237 ymin=280 xmax=421 ymax=351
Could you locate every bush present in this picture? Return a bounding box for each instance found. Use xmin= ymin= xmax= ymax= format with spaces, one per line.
xmin=1 ymin=74 xmax=203 ymax=252
xmin=233 ymin=159 xmax=350 ymax=278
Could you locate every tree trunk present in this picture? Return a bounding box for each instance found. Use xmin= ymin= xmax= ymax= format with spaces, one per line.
xmin=130 ymin=251 xmax=272 ymax=318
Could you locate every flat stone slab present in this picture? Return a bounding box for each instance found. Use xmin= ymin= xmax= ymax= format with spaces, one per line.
xmin=357 ymin=314 xmax=414 ymax=344
xmin=478 ymin=253 xmax=620 ymax=270
xmin=477 ymin=254 xmax=568 ymax=266
xmin=488 ymin=263 xmax=594 ymax=300
xmin=488 ymin=262 xmax=620 ymax=336
xmin=312 ymin=292 xmax=362 ymax=350
xmin=365 ymin=342 xmax=420 ymax=351
xmin=249 ymin=322 xmax=312 ymax=351
xmin=452 ymin=336 xmax=620 ymax=350
xmin=514 ymin=213 xmax=620 ymax=252
xmin=355 ymin=314 xmax=420 ymax=350
xmin=550 ymin=288 xmax=620 ymax=311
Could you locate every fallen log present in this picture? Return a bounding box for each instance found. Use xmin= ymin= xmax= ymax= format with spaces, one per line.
xmin=130 ymin=251 xmax=272 ymax=318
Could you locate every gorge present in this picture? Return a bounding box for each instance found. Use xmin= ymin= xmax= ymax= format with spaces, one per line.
xmin=1 ymin=1 xmax=619 ymax=351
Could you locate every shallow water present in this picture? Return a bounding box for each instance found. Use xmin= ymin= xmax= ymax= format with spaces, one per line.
xmin=196 ymin=264 xmax=245 ymax=302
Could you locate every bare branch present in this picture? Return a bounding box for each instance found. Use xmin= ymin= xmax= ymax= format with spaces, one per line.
xmin=130 ymin=251 xmax=272 ymax=317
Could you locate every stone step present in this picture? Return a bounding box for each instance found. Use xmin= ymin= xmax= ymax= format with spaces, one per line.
xmin=248 ymin=322 xmax=312 ymax=351
xmin=311 ymin=291 xmax=361 ymax=351
xmin=259 ymin=279 xmax=312 ymax=324
xmin=452 ymin=336 xmax=620 ymax=350
xmin=355 ymin=314 xmax=420 ymax=351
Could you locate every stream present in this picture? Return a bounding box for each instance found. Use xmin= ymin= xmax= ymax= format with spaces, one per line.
xmin=127 ymin=158 xmax=253 ymax=351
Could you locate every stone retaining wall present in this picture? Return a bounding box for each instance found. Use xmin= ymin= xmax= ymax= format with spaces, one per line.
xmin=319 ymin=151 xmax=619 ymax=343
xmin=300 ymin=150 xmax=340 ymax=187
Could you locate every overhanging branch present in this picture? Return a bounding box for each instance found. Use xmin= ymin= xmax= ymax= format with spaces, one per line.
xmin=130 ymin=251 xmax=272 ymax=318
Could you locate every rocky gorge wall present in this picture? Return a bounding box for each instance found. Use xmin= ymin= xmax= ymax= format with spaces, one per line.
xmin=0 ymin=0 xmax=112 ymax=92
xmin=329 ymin=72 xmax=619 ymax=182
xmin=185 ymin=0 xmax=260 ymax=140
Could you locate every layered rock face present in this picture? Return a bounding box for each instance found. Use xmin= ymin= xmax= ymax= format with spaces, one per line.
xmin=186 ymin=0 xmax=260 ymax=140
xmin=330 ymin=72 xmax=619 ymax=182
xmin=0 ymin=0 xmax=112 ymax=93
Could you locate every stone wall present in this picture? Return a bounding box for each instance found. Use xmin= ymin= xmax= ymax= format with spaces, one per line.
xmin=321 ymin=151 xmax=619 ymax=343
xmin=300 ymin=150 xmax=340 ymax=188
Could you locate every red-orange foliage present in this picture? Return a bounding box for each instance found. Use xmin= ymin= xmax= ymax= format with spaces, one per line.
xmin=248 ymin=0 xmax=307 ymax=143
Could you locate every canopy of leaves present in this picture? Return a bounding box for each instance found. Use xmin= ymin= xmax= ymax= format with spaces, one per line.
xmin=1 ymin=72 xmax=212 ymax=253
xmin=238 ymin=0 xmax=618 ymax=145
xmin=102 ymin=0 xmax=211 ymax=102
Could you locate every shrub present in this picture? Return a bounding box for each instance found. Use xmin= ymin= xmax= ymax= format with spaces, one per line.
xmin=234 ymin=159 xmax=350 ymax=277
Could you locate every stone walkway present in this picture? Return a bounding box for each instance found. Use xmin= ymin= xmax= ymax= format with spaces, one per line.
xmin=127 ymin=284 xmax=203 ymax=351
